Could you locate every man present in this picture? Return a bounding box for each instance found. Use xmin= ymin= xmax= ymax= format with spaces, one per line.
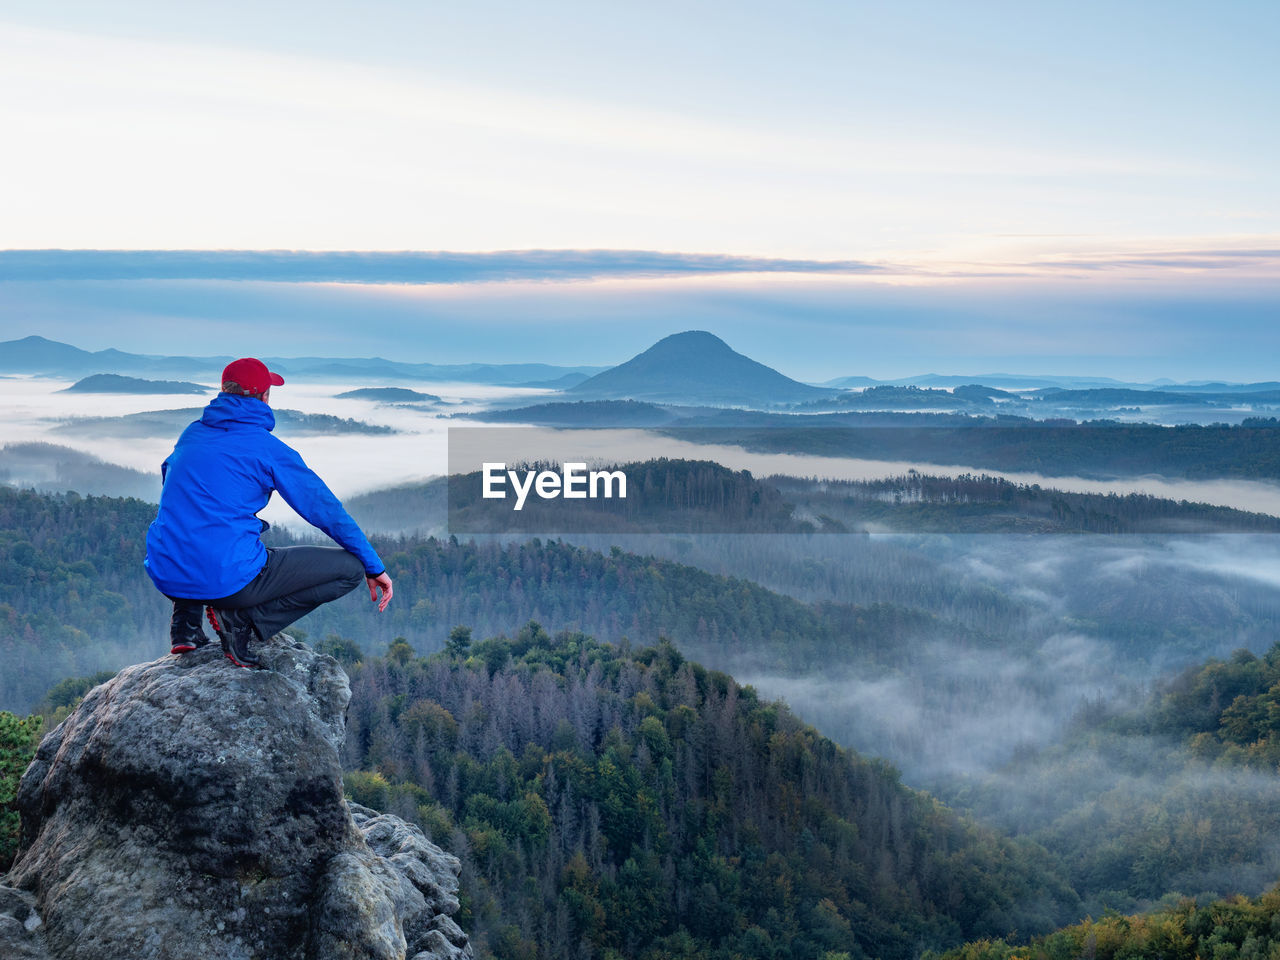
xmin=144 ymin=357 xmax=393 ymax=668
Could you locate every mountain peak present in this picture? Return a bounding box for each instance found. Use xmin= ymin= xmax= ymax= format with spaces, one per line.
xmin=570 ymin=330 xmax=834 ymax=407
xmin=0 ymin=336 xmax=95 ymax=373
xmin=648 ymin=329 xmax=733 ymax=351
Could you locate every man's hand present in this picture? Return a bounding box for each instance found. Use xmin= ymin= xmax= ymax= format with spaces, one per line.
xmin=367 ymin=572 xmax=393 ymax=612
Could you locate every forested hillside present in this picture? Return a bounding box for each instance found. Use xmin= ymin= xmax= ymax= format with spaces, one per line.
xmin=0 ymin=709 xmax=41 ymax=870
xmin=0 ymin=442 xmax=160 ymax=501
xmin=342 ymin=627 xmax=1080 ymax=960
xmin=0 ymin=485 xmax=960 ymax=708
xmin=771 ymin=473 xmax=1280 ymax=533
xmin=0 ymin=487 xmax=168 ymax=707
xmin=352 ymin=461 xmax=1280 ymax=537
xmin=446 ymin=459 xmax=815 ymax=533
xmin=351 ymin=534 xmax=946 ymax=667
xmin=11 ymin=483 xmax=1280 ymax=954
xmin=7 ymin=486 xmax=1278 ymax=799
xmin=938 ymin=643 xmax=1280 ymax=914
xmin=1144 ymin=642 xmax=1280 ymax=767
xmin=928 ymin=886 xmax=1280 ymax=960
xmin=50 ymin=407 xmax=394 ymax=439
xmin=656 ymin=419 xmax=1280 ymax=481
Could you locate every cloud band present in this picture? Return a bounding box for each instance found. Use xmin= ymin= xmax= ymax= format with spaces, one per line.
xmin=0 ymin=250 xmax=885 ymax=284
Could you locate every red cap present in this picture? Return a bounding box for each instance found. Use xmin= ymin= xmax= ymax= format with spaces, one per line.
xmin=221 ymin=358 xmax=285 ymax=395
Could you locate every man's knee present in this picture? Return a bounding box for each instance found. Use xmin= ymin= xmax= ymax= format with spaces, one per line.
xmin=338 ymin=551 xmax=365 ymax=589
xmin=309 ymin=546 xmax=363 ymax=591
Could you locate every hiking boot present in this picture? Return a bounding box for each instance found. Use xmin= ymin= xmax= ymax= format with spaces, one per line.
xmin=206 ymin=607 xmax=263 ymax=669
xmin=170 ymin=601 xmax=212 ymax=655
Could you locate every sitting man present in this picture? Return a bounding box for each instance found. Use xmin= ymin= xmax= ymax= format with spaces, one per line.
xmin=144 ymin=357 xmax=393 ymax=668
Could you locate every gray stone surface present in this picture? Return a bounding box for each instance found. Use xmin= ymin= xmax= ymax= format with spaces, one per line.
xmin=0 ymin=883 xmax=51 ymax=959
xmin=5 ymin=638 xmax=470 ymax=960
xmin=347 ymin=804 xmax=468 ymax=959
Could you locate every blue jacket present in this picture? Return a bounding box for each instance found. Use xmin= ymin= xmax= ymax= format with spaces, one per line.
xmin=144 ymin=394 xmax=384 ymax=599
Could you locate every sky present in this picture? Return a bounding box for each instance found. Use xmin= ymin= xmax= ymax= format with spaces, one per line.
xmin=0 ymin=1 xmax=1277 ymax=378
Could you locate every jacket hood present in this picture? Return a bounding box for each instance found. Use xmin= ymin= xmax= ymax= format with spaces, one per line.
xmin=200 ymin=393 xmax=276 ymax=432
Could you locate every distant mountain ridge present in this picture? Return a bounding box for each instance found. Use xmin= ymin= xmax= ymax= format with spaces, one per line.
xmin=49 ymin=407 xmax=395 ymax=439
xmin=0 ymin=335 xmax=605 ymax=386
xmin=335 ymin=387 xmax=442 ymax=402
xmin=5 ymin=334 xmax=1269 ymax=394
xmin=61 ymin=373 xmax=210 ymax=394
xmin=570 ymin=330 xmax=838 ymax=405
xmin=823 ymin=372 xmax=1280 ymax=391
xmin=0 ymin=442 xmax=160 ymax=501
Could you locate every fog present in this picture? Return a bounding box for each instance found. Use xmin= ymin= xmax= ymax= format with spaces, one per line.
xmin=451 ymin=425 xmax=1280 ymax=518
xmin=642 ymin=531 xmax=1280 ymax=905
xmin=8 ymin=376 xmax=1279 ymax=784
xmin=8 ymin=373 xmax=1280 ymax=903
xmin=8 ymin=377 xmax=1280 ymax=530
xmin=731 ymin=630 xmax=1126 ymax=778
xmin=0 ymin=376 xmax=546 ymax=526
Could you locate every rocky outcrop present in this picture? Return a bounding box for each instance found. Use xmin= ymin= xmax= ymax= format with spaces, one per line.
xmin=1 ymin=639 xmax=470 ymax=960
xmin=0 ymin=883 xmax=48 ymax=959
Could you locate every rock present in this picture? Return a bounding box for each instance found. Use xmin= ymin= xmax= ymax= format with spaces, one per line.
xmin=310 ymin=808 xmax=468 ymax=960
xmin=0 ymin=883 xmax=51 ymax=959
xmin=347 ymin=804 xmax=468 ymax=958
xmin=5 ymin=639 xmax=470 ymax=960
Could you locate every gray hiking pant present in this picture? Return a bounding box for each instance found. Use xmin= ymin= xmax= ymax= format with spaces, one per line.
xmin=173 ymin=545 xmax=365 ymax=639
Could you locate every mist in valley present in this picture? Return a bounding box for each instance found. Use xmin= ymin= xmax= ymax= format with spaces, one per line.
xmin=8 ymin=372 xmax=1280 ymax=909
xmin=653 ymin=531 xmax=1280 ymax=909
